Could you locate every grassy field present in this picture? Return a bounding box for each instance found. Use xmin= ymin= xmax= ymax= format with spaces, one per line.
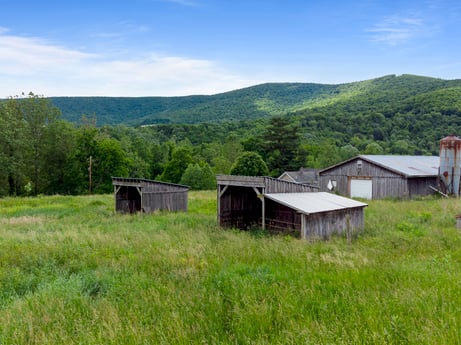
xmin=1 ymin=191 xmax=461 ymax=344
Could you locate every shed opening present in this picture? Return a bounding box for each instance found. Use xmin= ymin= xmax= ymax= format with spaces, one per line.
xmin=115 ymin=185 xmax=142 ymax=214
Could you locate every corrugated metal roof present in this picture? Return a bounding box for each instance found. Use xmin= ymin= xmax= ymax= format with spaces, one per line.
xmin=359 ymin=155 xmax=439 ymax=177
xmin=264 ymin=192 xmax=367 ymax=215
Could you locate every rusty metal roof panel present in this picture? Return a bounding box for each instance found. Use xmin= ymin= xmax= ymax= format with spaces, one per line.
xmin=359 ymin=155 xmax=439 ymax=177
xmin=264 ymin=192 xmax=367 ymax=215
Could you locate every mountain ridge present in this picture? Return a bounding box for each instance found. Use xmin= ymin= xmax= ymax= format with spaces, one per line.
xmin=48 ymin=74 xmax=461 ymax=126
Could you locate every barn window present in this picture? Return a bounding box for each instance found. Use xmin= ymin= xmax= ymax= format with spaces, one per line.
xmin=357 ymin=159 xmax=363 ymax=175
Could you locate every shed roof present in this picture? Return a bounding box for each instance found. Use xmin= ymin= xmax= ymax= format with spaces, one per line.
xmin=264 ymin=192 xmax=367 ymax=215
xmin=279 ymin=168 xmax=319 ymax=184
xmin=216 ymin=174 xmax=317 ymax=192
xmin=320 ymin=155 xmax=439 ymax=177
xmin=111 ymin=177 xmax=189 ymax=190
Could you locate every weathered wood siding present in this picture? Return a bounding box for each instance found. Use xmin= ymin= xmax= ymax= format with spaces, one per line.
xmin=113 ymin=177 xmax=188 ymax=214
xmin=142 ymin=190 xmax=188 ymax=212
xmin=408 ymin=177 xmax=439 ymax=197
xmin=264 ymin=176 xmax=316 ymax=193
xmin=319 ymin=158 xmax=435 ymax=199
xmin=301 ymin=208 xmax=365 ymax=240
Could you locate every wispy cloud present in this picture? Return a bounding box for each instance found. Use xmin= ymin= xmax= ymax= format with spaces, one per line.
xmin=0 ymin=31 xmax=256 ymax=97
xmin=367 ymin=13 xmax=424 ymax=46
xmin=157 ymin=0 xmax=199 ymax=6
xmin=0 ymin=34 xmax=96 ymax=75
xmin=90 ymin=21 xmax=150 ymax=40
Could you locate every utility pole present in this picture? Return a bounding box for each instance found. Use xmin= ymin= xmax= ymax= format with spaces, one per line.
xmin=88 ymin=156 xmax=92 ymax=194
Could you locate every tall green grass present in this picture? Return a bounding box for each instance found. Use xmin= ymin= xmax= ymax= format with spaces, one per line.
xmin=1 ymin=192 xmax=461 ymax=344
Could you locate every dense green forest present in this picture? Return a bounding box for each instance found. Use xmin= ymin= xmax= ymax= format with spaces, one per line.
xmin=49 ymin=74 xmax=461 ymax=127
xmin=2 ymin=74 xmax=461 ymax=197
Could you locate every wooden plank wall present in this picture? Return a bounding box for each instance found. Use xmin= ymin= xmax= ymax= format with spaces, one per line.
xmin=264 ymin=177 xmax=317 ymax=193
xmin=302 ymin=208 xmax=365 ymax=240
xmin=408 ymin=177 xmax=439 ymax=197
xmin=143 ymin=190 xmax=188 ymax=212
xmin=264 ymin=199 xmax=301 ymax=237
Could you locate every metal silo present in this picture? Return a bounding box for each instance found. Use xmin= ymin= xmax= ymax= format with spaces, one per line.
xmin=439 ymin=135 xmax=461 ymax=196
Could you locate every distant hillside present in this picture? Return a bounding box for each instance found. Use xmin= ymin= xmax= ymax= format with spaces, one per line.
xmin=49 ymin=74 xmax=461 ymax=126
xmin=49 ymin=83 xmax=336 ymax=126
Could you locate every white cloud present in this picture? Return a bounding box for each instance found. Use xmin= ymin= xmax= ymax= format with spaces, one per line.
xmin=368 ymin=14 xmax=424 ymax=46
xmin=0 ymin=32 xmax=257 ymax=97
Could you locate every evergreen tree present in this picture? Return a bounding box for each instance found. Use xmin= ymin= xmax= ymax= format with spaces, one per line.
xmin=262 ymin=116 xmax=301 ymax=176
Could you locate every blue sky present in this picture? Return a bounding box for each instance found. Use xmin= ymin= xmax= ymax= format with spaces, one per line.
xmin=0 ymin=0 xmax=460 ymax=97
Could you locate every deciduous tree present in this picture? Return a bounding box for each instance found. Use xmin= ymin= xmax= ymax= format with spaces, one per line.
xmin=230 ymin=151 xmax=269 ymax=176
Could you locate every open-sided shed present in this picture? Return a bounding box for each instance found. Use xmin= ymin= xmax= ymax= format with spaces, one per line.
xmin=112 ymin=177 xmax=189 ymax=214
xmin=217 ymin=175 xmax=365 ymax=239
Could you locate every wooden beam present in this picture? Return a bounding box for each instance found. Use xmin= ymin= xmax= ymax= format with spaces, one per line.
xmin=219 ymin=185 xmax=228 ymax=198
xmin=136 ymin=187 xmax=143 ymax=212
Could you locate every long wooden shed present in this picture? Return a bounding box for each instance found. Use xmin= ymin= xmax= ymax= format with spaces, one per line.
xmin=319 ymin=155 xmax=439 ymax=199
xmin=217 ymin=175 xmax=365 ymax=239
xmin=112 ymin=177 xmax=189 ymax=214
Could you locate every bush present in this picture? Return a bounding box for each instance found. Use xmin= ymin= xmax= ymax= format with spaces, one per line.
xmin=180 ymin=162 xmax=216 ymax=190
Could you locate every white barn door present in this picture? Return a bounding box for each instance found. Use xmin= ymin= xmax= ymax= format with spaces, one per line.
xmin=350 ymin=178 xmax=372 ymax=199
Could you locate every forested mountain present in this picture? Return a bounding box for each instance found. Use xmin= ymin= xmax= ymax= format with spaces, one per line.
xmin=2 ymin=74 xmax=461 ymax=197
xmin=49 ymin=83 xmax=336 ymax=125
xmin=49 ymin=74 xmax=461 ymax=126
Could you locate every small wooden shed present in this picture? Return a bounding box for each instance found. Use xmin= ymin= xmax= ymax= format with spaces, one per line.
xmin=112 ymin=177 xmax=189 ymax=214
xmin=319 ymin=155 xmax=439 ymax=199
xmin=264 ymin=192 xmax=367 ymax=240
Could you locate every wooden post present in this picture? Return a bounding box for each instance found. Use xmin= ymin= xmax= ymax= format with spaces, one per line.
xmin=346 ymin=213 xmax=351 ymax=244
xmin=301 ymin=214 xmax=306 ymax=239
xmin=218 ymin=185 xmax=228 ymax=227
xmin=253 ymin=187 xmax=265 ymax=230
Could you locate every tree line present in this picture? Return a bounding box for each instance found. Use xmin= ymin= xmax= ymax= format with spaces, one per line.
xmin=2 ymin=88 xmax=460 ymax=197
xmin=0 ymin=94 xmax=307 ymax=196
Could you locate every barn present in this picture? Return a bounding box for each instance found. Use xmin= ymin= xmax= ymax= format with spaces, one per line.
xmin=217 ymin=175 xmax=366 ymax=240
xmin=318 ymin=155 xmax=439 ymax=200
xmin=112 ymin=177 xmax=189 ymax=214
